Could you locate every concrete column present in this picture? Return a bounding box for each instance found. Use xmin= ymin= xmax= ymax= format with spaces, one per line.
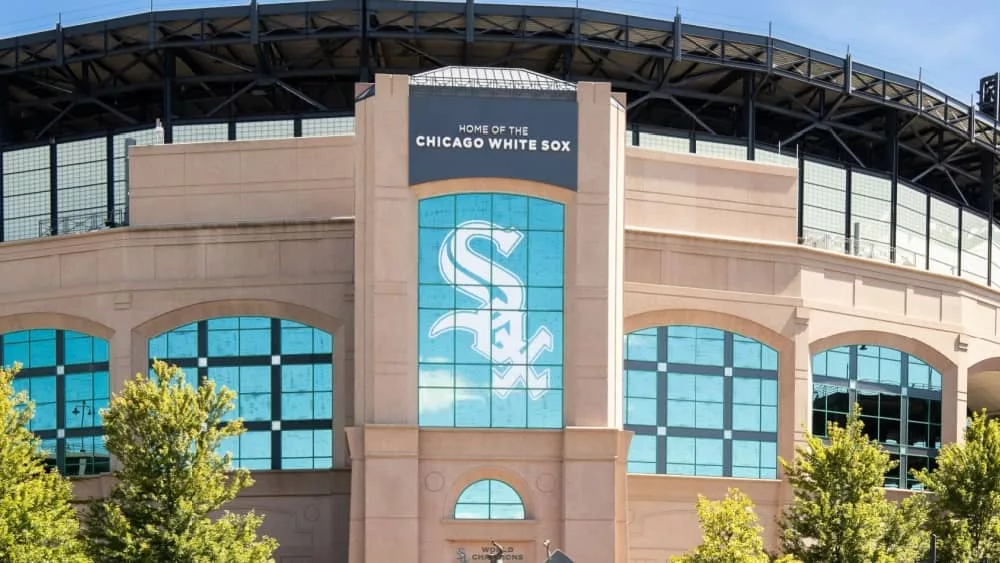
xmin=563 ymin=82 xmax=626 ymax=428
xmin=561 ymin=428 xmax=632 ymax=563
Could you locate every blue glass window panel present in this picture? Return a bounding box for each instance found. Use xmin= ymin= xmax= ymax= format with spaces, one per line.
xmin=526 ymin=390 xmax=562 ymax=428
xmin=419 ymin=310 xmax=456 ymax=363
xmin=761 ymin=406 xmax=778 ymax=432
xmin=696 ymin=374 xmax=724 ymax=398
xmin=490 ymin=480 xmax=520 ymax=504
xmin=64 ymin=334 xmax=93 ymax=364
xmin=29 ymin=337 xmax=56 ymax=368
xmin=527 ymin=311 xmax=563 ymax=362
xmin=281 ymin=429 xmax=330 ymax=467
xmin=625 ymin=331 xmax=658 ymax=362
xmin=33 ymin=403 xmax=57 ymax=431
xmin=492 ymin=241 xmax=528 ymax=281
xmin=314 ymin=394 xmax=332 ymax=419
xmin=419 ymin=196 xmax=455 ymax=228
xmin=419 ymin=284 xmax=456 ymax=310
xmin=148 ymin=334 xmax=167 ymax=359
xmin=629 ymin=435 xmax=657 ymax=465
xmin=239 ymin=393 xmax=271 ymax=422
xmin=28 ymin=375 xmax=56 ymax=404
xmin=419 ymin=364 xmax=454 ymax=389
xmin=454 ymin=389 xmax=492 ymax=427
xmin=733 ymin=404 xmax=762 ymax=432
xmin=280 ymin=325 xmax=318 ymax=354
xmin=733 ymin=338 xmax=762 ymax=369
xmin=206 ymin=317 xmax=239 ymax=330
xmin=666 ymin=400 xmax=696 ymax=427
xmin=454 ymin=479 xmax=525 ymax=520
xmin=626 ymin=370 xmax=657 ymax=398
xmin=455 ymin=193 xmax=493 ymax=224
xmin=3 ymin=341 xmax=27 ymax=366
xmin=814 ymin=347 xmax=850 ymax=378
xmin=761 ymin=379 xmax=778 ymax=406
xmin=231 ymin=431 xmax=272 ymax=470
xmin=239 ymin=317 xmax=271 ymax=330
xmin=528 ymin=198 xmax=564 ymax=231
xmin=419 ymin=229 xmax=451 ymax=284
xmin=696 ymin=401 xmax=724 ymax=429
xmin=65 ymin=373 xmax=93 ymax=402
xmin=492 ymin=193 xmax=529 ymax=231
xmin=418 ymin=389 xmax=455 ymax=426
xmin=454 ymin=504 xmax=489 ymax=519
xmin=733 ymin=377 xmax=761 ymax=404
xmin=732 ymin=440 xmax=761 ymax=468
xmin=167 ymin=330 xmax=198 ymax=359
xmin=313 ymin=364 xmax=333 ymax=392
xmin=239 ymin=329 xmax=270 ymax=356
xmin=281 ymin=365 xmax=314 ymax=392
xmin=456 ymin=364 xmax=492 ymax=389
xmin=492 ymin=390 xmax=528 ymax=428
xmin=667 ymin=373 xmax=696 ymax=401
xmin=239 ymin=366 xmax=271 ymax=394
xmin=526 ymin=232 xmax=564 ymax=287
xmin=666 ymin=436 xmax=695 ymax=464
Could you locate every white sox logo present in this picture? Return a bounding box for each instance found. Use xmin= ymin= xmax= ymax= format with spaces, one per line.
xmin=429 ymin=220 xmax=554 ymax=399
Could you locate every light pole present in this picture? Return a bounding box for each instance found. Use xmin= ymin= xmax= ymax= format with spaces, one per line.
xmin=70 ymin=400 xmax=91 ymax=451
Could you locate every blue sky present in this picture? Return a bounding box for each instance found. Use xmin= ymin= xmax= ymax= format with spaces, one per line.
xmin=4 ymin=0 xmax=996 ymax=102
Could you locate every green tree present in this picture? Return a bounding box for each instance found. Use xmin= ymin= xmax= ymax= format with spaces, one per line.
xmin=671 ymin=488 xmax=798 ymax=563
xmin=84 ymin=360 xmax=278 ymax=563
xmin=0 ymin=363 xmax=91 ymax=563
xmin=778 ymin=404 xmax=927 ymax=563
xmin=914 ymin=409 xmax=1000 ymax=562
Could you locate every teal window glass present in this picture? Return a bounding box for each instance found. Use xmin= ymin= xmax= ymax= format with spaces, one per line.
xmin=812 ymin=345 xmax=942 ymax=490
xmin=453 ymin=479 xmax=526 ymax=520
xmin=149 ymin=317 xmax=333 ymax=471
xmin=624 ymin=326 xmax=779 ymax=479
xmin=2 ymin=329 xmax=110 ymax=476
xmin=418 ymin=193 xmax=564 ymax=429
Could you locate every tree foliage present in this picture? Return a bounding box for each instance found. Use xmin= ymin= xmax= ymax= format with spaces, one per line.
xmin=914 ymin=409 xmax=1000 ymax=562
xmin=671 ymin=488 xmax=799 ymax=563
xmin=0 ymin=363 xmax=91 ymax=563
xmin=778 ymin=404 xmax=927 ymax=563
xmin=84 ymin=360 xmax=277 ymax=563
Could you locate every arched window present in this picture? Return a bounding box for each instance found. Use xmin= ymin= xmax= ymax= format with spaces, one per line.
xmin=812 ymin=344 xmax=942 ymax=489
xmin=623 ymin=325 xmax=779 ymax=478
xmin=2 ymin=329 xmax=110 ymax=476
xmin=149 ymin=316 xmax=333 ymax=470
xmin=417 ymin=193 xmax=565 ymax=429
xmin=454 ymin=479 xmax=526 ymax=520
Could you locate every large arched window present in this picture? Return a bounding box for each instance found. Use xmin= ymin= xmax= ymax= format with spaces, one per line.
xmin=624 ymin=325 xmax=779 ymax=478
xmin=454 ymin=479 xmax=526 ymax=520
xmin=2 ymin=329 xmax=110 ymax=476
xmin=812 ymin=344 xmax=942 ymax=489
xmin=417 ymin=193 xmax=565 ymax=429
xmin=149 ymin=316 xmax=333 ymax=470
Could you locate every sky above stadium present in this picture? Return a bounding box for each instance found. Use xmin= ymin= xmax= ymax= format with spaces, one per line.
xmin=5 ymin=0 xmax=997 ymax=102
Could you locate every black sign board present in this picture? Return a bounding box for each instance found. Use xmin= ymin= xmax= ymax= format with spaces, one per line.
xmin=408 ymin=89 xmax=579 ymax=191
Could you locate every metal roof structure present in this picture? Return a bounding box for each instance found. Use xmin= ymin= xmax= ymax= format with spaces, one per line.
xmin=0 ymin=0 xmax=997 ymax=216
xmin=410 ymin=66 xmax=576 ymax=90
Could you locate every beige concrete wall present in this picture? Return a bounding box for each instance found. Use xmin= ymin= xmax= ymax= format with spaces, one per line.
xmin=625 ymin=148 xmax=799 ymax=244
xmin=129 ymin=136 xmax=355 ymax=227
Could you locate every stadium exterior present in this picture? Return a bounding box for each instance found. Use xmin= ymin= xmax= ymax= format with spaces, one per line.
xmin=3 ymin=1 xmax=1000 ymax=562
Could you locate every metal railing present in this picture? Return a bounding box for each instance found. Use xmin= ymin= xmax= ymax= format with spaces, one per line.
xmin=37 ymin=207 xmax=128 ymax=238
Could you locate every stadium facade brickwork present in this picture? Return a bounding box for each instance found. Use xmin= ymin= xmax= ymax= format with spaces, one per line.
xmin=0 ymin=64 xmax=996 ymax=562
